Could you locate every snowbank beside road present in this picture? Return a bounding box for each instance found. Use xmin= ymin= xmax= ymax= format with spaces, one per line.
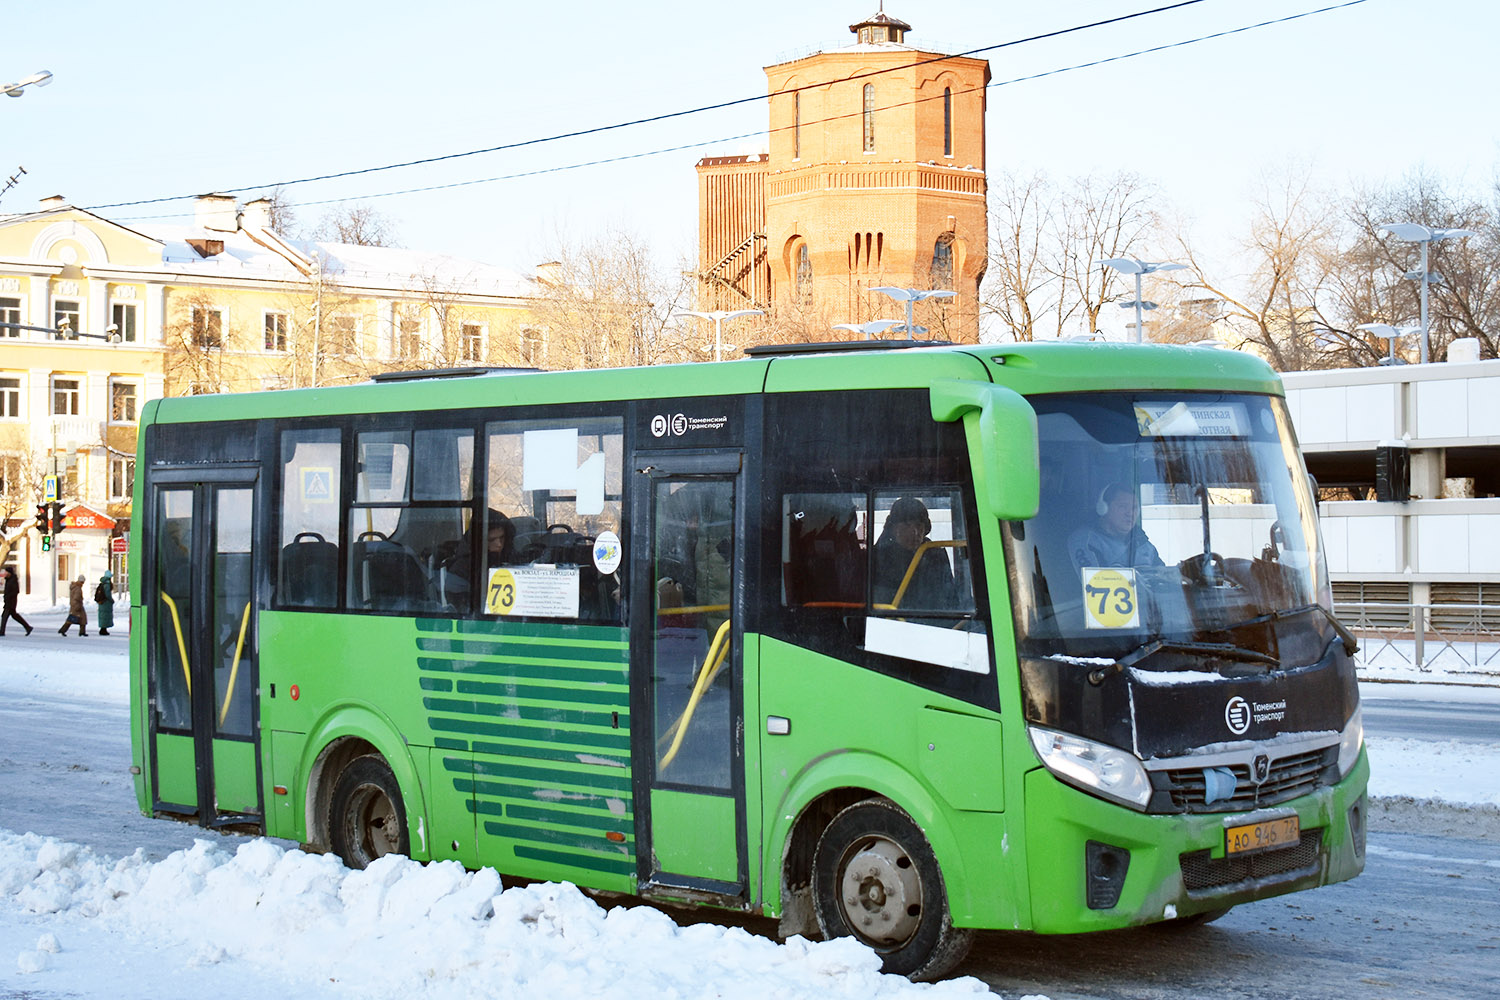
xmin=0 ymin=830 xmax=997 ymax=1000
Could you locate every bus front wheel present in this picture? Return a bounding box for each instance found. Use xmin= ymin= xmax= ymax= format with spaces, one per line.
xmin=811 ymin=798 xmax=972 ymax=981
xmin=329 ymin=755 xmax=410 ymax=870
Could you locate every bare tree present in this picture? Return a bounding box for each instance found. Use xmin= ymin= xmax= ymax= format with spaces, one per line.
xmin=1171 ymin=171 xmax=1338 ymax=371
xmin=981 ymin=170 xmax=1159 ymax=341
xmin=529 ymin=229 xmax=697 ymax=369
xmin=0 ymin=447 xmax=46 ymax=568
xmin=310 ymin=204 xmax=399 ymax=247
xmin=263 ymin=186 xmax=299 ymax=235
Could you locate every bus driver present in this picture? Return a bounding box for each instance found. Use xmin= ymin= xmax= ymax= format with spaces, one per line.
xmin=1068 ymin=482 xmax=1163 ymax=573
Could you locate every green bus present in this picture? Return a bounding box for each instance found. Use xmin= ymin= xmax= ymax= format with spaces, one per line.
xmin=129 ymin=340 xmax=1367 ymax=979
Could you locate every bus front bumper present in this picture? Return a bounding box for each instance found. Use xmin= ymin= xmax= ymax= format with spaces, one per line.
xmin=1020 ymin=748 xmax=1369 ymax=934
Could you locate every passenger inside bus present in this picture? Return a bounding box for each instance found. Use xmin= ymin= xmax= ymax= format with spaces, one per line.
xmin=872 ymin=497 xmax=958 ymax=609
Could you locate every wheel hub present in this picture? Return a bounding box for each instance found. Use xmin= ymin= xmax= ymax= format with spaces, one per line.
xmin=839 ymin=837 xmax=922 ymax=946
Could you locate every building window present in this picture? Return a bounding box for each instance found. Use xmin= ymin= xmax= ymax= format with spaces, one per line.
xmin=0 ymin=454 xmax=20 ymax=494
xmin=0 ymin=377 xmax=18 ymax=418
xmin=461 ymin=323 xmax=484 ymax=362
xmin=111 ymin=302 xmax=138 ymax=343
xmin=191 ymin=307 xmax=223 ymax=349
xmin=520 ymin=326 xmax=546 ymax=367
xmin=53 ymin=299 xmax=82 ymax=339
xmin=398 ymin=318 xmax=422 ymax=359
xmin=793 ymin=91 xmax=801 ymax=160
xmin=264 ymin=311 xmax=288 ymax=351
xmin=796 ymin=244 xmax=813 ymax=304
xmin=329 ymin=315 xmax=359 ymax=356
xmin=931 ymin=235 xmax=955 ymax=291
xmin=943 ymin=88 xmax=953 ymax=157
xmin=110 ymin=457 xmax=135 ymax=501
xmin=110 ymin=380 xmax=138 ymax=422
xmin=52 ymin=377 xmax=80 ymax=416
xmin=1 ymin=297 xmax=20 ymax=338
xmin=862 ymin=84 xmax=876 ymax=152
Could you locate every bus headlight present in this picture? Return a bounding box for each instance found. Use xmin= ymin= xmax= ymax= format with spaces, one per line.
xmin=1029 ymin=726 xmax=1152 ymax=811
xmin=1338 ymin=706 xmax=1363 ymax=778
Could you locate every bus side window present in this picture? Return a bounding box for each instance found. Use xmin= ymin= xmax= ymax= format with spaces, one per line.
xmin=278 ymin=428 xmax=342 ymax=608
xmin=485 ymin=415 xmax=624 ymax=623
xmin=782 ymin=493 xmax=866 ymax=608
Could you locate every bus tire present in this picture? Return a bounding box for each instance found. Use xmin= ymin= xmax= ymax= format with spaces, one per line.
xmin=329 ymin=755 xmax=410 ymax=870
xmin=811 ymin=798 xmax=972 ymax=981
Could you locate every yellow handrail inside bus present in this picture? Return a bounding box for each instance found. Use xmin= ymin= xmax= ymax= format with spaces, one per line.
xmin=656 ymin=603 xmax=731 ymax=616
xmin=159 ymin=592 xmax=192 ymax=696
xmin=659 ymin=618 xmax=732 ymax=770
xmin=873 ymin=539 xmax=966 ymax=611
xmin=218 ymin=601 xmax=252 ymax=727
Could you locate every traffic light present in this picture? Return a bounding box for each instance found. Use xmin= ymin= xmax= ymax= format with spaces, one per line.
xmin=50 ymin=501 xmax=65 ymax=535
xmin=40 ymin=535 xmax=52 ymax=552
xmin=34 ymin=504 xmax=49 ymax=533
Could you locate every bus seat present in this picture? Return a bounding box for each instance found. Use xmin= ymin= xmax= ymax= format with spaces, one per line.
xmin=279 ymin=531 xmax=338 ymax=607
xmin=509 ymin=516 xmax=546 ymax=562
xmin=350 ymin=533 xmax=433 ymax=611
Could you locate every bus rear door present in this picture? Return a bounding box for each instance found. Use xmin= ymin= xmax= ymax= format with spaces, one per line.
xmin=144 ymin=468 xmax=262 ymax=828
xmin=631 ymin=452 xmax=746 ymax=899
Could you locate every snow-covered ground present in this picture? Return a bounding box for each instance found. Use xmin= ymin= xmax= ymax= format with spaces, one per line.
xmin=1 ymin=599 xmax=1495 ymax=999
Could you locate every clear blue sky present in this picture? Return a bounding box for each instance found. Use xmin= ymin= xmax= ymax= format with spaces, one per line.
xmin=4 ymin=0 xmax=1496 ymax=282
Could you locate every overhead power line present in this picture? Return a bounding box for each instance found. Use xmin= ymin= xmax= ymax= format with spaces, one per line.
xmin=103 ymin=0 xmax=1368 ymax=219
xmin=85 ymin=0 xmax=1214 ymax=212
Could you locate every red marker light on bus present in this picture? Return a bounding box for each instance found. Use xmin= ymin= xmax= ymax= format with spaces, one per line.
xmin=606 ymin=831 xmax=625 ymax=843
xmin=290 ymin=685 xmax=300 ymax=700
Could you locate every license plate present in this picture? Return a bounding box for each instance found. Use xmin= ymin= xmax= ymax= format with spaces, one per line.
xmin=1226 ymin=815 xmax=1300 ymax=856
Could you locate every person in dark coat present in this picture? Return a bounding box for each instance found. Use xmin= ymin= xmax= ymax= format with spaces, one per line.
xmin=872 ymin=497 xmax=958 ymax=610
xmin=0 ymin=566 xmax=32 ymax=636
xmin=96 ymin=570 xmax=115 ymax=635
xmin=59 ymin=574 xmax=88 ymax=636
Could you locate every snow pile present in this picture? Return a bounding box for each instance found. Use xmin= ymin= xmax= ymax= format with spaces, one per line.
xmin=1 ymin=831 xmax=1000 ymax=999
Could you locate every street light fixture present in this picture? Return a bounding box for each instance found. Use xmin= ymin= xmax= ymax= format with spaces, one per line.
xmin=1376 ymin=223 xmax=1476 ymax=364
xmin=832 ymin=319 xmax=905 ymax=340
xmin=1096 ymin=257 xmax=1187 ymax=343
xmin=1355 ymin=322 xmax=1421 ymax=366
xmin=673 ymin=309 xmax=763 ymax=362
xmin=3 ymin=70 xmax=53 ymax=99
xmin=870 ymin=287 xmax=956 ymax=339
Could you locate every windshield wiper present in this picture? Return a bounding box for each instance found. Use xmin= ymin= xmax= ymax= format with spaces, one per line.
xmin=1216 ymin=603 xmax=1360 ymax=658
xmin=1087 ymin=639 xmax=1280 ymax=686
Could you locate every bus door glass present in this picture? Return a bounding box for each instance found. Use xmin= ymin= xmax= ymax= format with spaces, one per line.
xmin=632 ymin=454 xmax=744 ymax=894
xmin=147 ymin=472 xmax=260 ymax=826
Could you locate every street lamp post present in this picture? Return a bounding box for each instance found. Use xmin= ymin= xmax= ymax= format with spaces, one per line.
xmin=1376 ymin=223 xmax=1476 ymax=365
xmin=2 ymin=70 xmax=53 ymax=99
xmin=1097 ymin=257 xmax=1187 ymax=343
xmin=832 ymin=320 xmax=904 ymax=340
xmin=870 ymin=287 xmax=956 ymax=338
xmin=1355 ymin=322 xmax=1421 ymax=366
xmin=673 ymin=309 xmax=763 ymax=362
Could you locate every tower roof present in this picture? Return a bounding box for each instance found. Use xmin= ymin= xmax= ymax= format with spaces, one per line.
xmin=849 ymin=7 xmax=911 ymax=43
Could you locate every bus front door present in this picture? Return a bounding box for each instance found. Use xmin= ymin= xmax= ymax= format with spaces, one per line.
xmin=145 ymin=472 xmax=261 ymax=828
xmin=632 ymin=455 xmax=746 ymax=899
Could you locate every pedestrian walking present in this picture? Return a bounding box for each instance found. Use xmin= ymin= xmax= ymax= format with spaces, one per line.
xmin=0 ymin=566 xmax=32 ymax=636
xmin=95 ymin=570 xmax=115 ymax=636
xmin=59 ymin=574 xmax=89 ymax=636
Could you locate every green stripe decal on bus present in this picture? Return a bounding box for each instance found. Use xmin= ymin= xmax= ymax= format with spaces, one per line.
xmin=420 ymin=621 xmax=634 ymax=880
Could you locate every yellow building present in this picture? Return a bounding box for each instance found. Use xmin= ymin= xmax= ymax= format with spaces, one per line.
xmin=0 ymin=193 xmax=542 ymax=597
xmin=697 ymin=9 xmax=989 ymax=339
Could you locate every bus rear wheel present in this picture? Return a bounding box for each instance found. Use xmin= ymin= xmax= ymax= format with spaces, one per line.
xmin=811 ymin=798 xmax=972 ymax=981
xmin=329 ymin=755 xmax=409 ymax=870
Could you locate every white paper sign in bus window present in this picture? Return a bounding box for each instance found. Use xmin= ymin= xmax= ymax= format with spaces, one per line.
xmin=486 ymin=565 xmax=581 ymax=618
xmin=1081 ymin=567 xmax=1140 ymax=629
xmin=1133 ymin=401 xmax=1248 ymax=438
xmin=520 ymin=428 xmax=606 ymax=516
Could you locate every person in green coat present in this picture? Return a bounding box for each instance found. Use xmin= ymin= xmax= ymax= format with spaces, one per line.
xmin=96 ymin=570 xmax=115 ymax=636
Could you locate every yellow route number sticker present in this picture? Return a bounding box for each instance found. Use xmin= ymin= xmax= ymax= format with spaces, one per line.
xmin=1081 ymin=567 xmax=1140 ymax=630
xmin=486 ymin=568 xmax=518 ymax=614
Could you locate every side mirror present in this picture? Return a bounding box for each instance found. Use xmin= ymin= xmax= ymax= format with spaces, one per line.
xmin=930 ymin=380 xmax=1040 ymax=520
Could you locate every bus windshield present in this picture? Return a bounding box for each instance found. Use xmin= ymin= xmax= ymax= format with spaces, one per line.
xmin=1004 ymin=392 xmax=1331 ymax=665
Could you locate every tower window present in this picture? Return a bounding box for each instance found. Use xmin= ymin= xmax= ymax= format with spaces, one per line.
xmin=796 ymin=244 xmax=813 ymax=304
xmin=863 ymin=84 xmax=875 ymax=153
xmin=943 ymin=88 xmax=953 ymax=157
xmin=931 ymin=235 xmax=955 ymax=291
xmin=794 ymin=91 xmax=801 ymax=160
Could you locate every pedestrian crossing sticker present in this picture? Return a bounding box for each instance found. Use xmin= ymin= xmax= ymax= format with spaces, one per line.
xmin=302 ymin=467 xmax=334 ymax=504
